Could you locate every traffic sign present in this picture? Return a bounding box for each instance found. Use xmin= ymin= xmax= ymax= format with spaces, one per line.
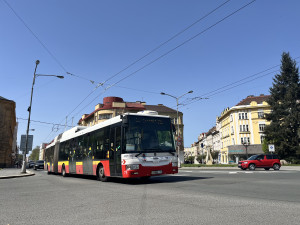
xmin=20 ymin=135 xmax=33 ymax=153
xmin=268 ymin=144 xmax=275 ymax=152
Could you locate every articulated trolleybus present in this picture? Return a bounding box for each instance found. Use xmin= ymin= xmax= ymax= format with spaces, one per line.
xmin=45 ymin=111 xmax=178 ymax=181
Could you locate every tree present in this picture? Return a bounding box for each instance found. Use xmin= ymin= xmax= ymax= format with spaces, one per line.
xmin=29 ymin=146 xmax=40 ymax=161
xmin=264 ymin=52 xmax=300 ymax=161
xmin=262 ymin=138 xmax=268 ymax=154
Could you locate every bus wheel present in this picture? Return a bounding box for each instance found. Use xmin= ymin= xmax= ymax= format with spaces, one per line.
xmin=62 ymin=166 xmax=67 ymax=177
xmin=98 ymin=166 xmax=108 ymax=182
xmin=47 ymin=166 xmax=50 ymax=175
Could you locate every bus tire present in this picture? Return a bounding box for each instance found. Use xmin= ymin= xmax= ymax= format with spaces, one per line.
xmin=47 ymin=166 xmax=50 ymax=175
xmin=98 ymin=166 xmax=108 ymax=182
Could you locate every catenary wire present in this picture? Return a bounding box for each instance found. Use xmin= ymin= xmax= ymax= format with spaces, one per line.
xmin=100 ymin=0 xmax=231 ymax=85
xmin=71 ymin=0 xmax=257 ymax=119
xmin=43 ymin=0 xmax=257 ymax=142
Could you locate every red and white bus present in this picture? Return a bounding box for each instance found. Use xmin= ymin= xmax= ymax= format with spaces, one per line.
xmin=44 ymin=111 xmax=178 ymax=181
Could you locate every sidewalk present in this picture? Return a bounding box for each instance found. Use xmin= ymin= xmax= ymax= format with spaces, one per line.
xmin=179 ymin=166 xmax=300 ymax=171
xmin=0 ymin=168 xmax=35 ymax=179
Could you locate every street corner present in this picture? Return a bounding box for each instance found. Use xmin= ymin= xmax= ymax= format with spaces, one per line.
xmin=0 ymin=168 xmax=35 ymax=179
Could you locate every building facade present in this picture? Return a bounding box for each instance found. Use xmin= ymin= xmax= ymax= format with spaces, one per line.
xmin=217 ymin=95 xmax=271 ymax=164
xmin=0 ymin=97 xmax=17 ymax=168
xmin=78 ymin=97 xmax=185 ymax=163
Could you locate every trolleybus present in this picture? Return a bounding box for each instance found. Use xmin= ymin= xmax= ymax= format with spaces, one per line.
xmin=44 ymin=111 xmax=178 ymax=181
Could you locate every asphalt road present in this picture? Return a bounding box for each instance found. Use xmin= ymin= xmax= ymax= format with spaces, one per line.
xmin=1 ymin=169 xmax=300 ymax=225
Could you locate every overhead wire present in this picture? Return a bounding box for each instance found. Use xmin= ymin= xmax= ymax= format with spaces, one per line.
xmin=43 ymin=0 xmax=257 ymax=142
xmin=41 ymin=0 xmax=235 ymax=141
xmin=100 ymin=0 xmax=231 ymax=85
xmin=69 ymin=0 xmax=257 ymax=120
xmin=17 ymin=117 xmax=72 ymax=128
xmin=2 ymin=0 xmax=95 ymax=83
xmin=179 ymin=57 xmax=300 ymax=108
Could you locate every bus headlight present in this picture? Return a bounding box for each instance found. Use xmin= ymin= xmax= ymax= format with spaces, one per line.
xmin=172 ymin=162 xmax=178 ymax=167
xmin=126 ymin=164 xmax=139 ymax=170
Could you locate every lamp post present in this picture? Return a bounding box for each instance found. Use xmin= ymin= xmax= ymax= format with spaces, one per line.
xmin=242 ymin=141 xmax=250 ymax=160
xmin=21 ymin=60 xmax=64 ymax=173
xmin=160 ymin=90 xmax=193 ymax=167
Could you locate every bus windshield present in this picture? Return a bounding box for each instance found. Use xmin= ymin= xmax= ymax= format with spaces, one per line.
xmin=124 ymin=115 xmax=175 ymax=153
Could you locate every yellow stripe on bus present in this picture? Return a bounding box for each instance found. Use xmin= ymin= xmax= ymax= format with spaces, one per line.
xmin=76 ymin=162 xmax=83 ymax=166
xmin=93 ymin=161 xmax=100 ymax=165
xmin=58 ymin=161 xmax=69 ymax=166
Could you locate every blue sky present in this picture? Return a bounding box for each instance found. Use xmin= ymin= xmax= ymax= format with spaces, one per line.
xmin=1 ymin=0 xmax=300 ymax=154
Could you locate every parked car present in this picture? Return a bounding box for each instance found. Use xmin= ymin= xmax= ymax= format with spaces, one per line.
xmin=28 ymin=160 xmax=35 ymax=168
xmin=238 ymin=154 xmax=281 ymax=171
xmin=34 ymin=160 xmax=45 ymax=170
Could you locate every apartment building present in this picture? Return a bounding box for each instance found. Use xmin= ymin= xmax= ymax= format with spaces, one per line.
xmin=217 ymin=94 xmax=271 ymax=164
xmin=0 ymin=97 xmax=17 ymax=167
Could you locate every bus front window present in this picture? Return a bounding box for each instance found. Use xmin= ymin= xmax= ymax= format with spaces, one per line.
xmin=124 ymin=116 xmax=175 ymax=153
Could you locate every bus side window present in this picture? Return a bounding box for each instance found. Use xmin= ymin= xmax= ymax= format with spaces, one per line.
xmin=64 ymin=141 xmax=70 ymax=160
xmin=76 ymin=136 xmax=83 ymax=160
xmin=94 ymin=129 xmax=104 ymax=160
xmin=88 ymin=133 xmax=94 ymax=158
xmin=59 ymin=142 xmax=64 ymax=161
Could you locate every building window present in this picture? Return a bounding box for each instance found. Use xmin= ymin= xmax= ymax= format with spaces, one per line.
xmin=239 ymin=112 xmax=248 ymax=120
xmin=241 ymin=137 xmax=250 ymax=144
xmin=260 ymin=135 xmax=265 ymax=144
xmin=258 ymin=111 xmax=264 ymax=119
xmin=231 ymin=126 xmax=234 ymax=134
xmin=99 ymin=114 xmax=112 ymax=120
xmin=240 ymin=124 xmax=249 ymax=132
xmin=230 ymin=114 xmax=233 ymax=122
xmin=259 ymin=124 xmax=265 ymax=132
xmin=173 ymin=118 xmax=178 ymax=124
xmin=232 ymin=138 xmax=235 ymax=145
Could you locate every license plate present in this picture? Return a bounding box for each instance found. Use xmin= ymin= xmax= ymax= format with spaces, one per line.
xmin=151 ymin=170 xmax=162 ymax=175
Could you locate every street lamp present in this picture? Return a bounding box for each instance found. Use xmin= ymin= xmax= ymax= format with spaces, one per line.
xmin=21 ymin=60 xmax=64 ymax=173
xmin=160 ymin=90 xmax=193 ymax=167
xmin=242 ymin=141 xmax=250 ymax=160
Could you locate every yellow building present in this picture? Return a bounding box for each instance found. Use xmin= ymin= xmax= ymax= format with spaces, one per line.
xmin=217 ymin=95 xmax=271 ymax=164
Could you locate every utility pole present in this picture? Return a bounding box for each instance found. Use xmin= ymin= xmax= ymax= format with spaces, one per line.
xmin=161 ymin=90 xmax=193 ymax=167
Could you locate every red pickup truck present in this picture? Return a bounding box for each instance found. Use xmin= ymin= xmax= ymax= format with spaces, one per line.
xmin=238 ymin=154 xmax=281 ymax=171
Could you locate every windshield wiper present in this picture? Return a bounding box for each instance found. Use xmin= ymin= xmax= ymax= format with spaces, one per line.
xmin=135 ymin=153 xmax=143 ymax=157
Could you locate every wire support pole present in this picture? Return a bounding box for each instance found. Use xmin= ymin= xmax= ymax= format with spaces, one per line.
xmin=21 ymin=60 xmax=40 ymax=173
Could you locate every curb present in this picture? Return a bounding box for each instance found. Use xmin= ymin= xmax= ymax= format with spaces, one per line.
xmin=0 ymin=171 xmax=35 ymax=179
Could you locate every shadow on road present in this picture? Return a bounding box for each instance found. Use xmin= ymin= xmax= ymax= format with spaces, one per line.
xmin=109 ymin=175 xmax=214 ymax=185
xmin=47 ymin=172 xmax=213 ymax=185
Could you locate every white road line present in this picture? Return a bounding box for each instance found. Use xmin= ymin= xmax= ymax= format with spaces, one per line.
xmin=229 ymin=172 xmax=238 ymax=174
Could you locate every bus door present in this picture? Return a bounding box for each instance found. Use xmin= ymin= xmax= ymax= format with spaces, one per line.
xmin=109 ymin=125 xmax=122 ymax=176
xmin=69 ymin=138 xmax=76 ymax=173
xmin=53 ymin=142 xmax=60 ymax=173
xmin=83 ymin=134 xmax=93 ymax=175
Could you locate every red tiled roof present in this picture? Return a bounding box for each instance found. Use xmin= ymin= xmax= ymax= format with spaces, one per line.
xmin=236 ymin=94 xmax=270 ymax=106
xmin=144 ymin=105 xmax=178 ymax=113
